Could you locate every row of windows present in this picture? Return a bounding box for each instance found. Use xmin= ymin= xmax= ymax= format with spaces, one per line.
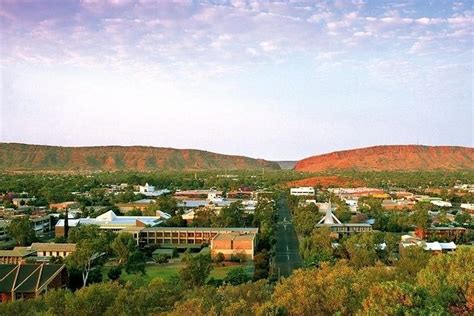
xmin=140 ymin=232 xmax=217 ymax=238
xmin=144 ymin=239 xmax=206 ymax=244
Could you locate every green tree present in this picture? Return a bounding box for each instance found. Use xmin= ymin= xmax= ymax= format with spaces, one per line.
xmin=412 ymin=202 xmax=432 ymax=229
xmin=359 ymin=281 xmax=445 ymax=315
xmin=107 ymin=265 xmax=122 ymax=281
xmin=417 ymin=246 xmax=474 ymax=311
xmin=65 ymin=225 xmax=114 ymax=287
xmin=125 ymin=250 xmax=146 ymax=275
xmin=213 ymin=201 xmax=245 ymax=227
xmin=156 ymin=195 xmax=178 ymax=213
xmin=396 ymin=246 xmax=431 ymax=283
xmin=179 ymin=254 xmax=213 ymax=289
xmin=300 ymin=226 xmax=334 ymax=266
xmin=223 ymin=267 xmax=251 ymax=285
xmin=6 ymin=217 xmax=36 ymax=246
xmin=293 ymin=204 xmax=319 ymax=236
xmin=111 ymin=232 xmax=136 ymax=264
xmin=273 ymin=262 xmax=358 ymax=315
xmin=344 ymin=233 xmax=378 ymax=269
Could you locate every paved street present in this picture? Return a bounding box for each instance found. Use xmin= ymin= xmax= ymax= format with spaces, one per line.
xmin=274 ymin=197 xmax=302 ymax=278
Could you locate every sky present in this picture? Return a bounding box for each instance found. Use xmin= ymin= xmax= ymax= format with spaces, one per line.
xmin=0 ymin=0 xmax=472 ymax=160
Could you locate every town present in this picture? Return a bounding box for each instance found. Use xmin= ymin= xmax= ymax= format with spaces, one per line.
xmin=1 ymin=0 xmax=473 ymax=314
xmin=0 ymin=170 xmax=472 ymax=314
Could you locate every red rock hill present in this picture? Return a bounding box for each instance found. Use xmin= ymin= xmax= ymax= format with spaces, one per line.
xmin=294 ymin=145 xmax=474 ymax=172
xmin=0 ymin=143 xmax=280 ymax=171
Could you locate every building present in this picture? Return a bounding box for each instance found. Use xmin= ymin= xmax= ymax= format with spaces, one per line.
xmin=415 ymin=226 xmax=468 ymax=241
xmin=30 ymin=243 xmax=76 ymax=258
xmin=211 ymin=232 xmax=256 ymax=260
xmin=30 ymin=215 xmax=52 ymax=236
xmin=400 ymin=235 xmax=457 ymax=254
xmin=226 ymin=190 xmax=254 ymax=199
xmin=431 ymin=200 xmax=452 ymax=208
xmin=315 ymin=202 xmax=372 ymax=235
xmin=138 ymin=227 xmax=258 ymax=248
xmin=174 ymin=190 xmax=223 ymax=199
xmin=329 ymin=188 xmax=386 ymax=199
xmin=55 ymin=210 xmax=170 ymax=237
xmin=137 ymin=184 xmax=171 ymax=197
xmin=139 ymin=183 xmax=155 ymax=193
xmin=117 ymin=199 xmax=156 ymax=212
xmin=460 ymin=203 xmax=474 ymax=214
xmin=0 ymin=248 xmax=36 ymax=264
xmin=0 ymin=221 xmax=9 ymax=241
xmin=0 ymin=264 xmax=67 ymax=302
xmin=382 ymin=199 xmax=415 ymax=210
xmin=49 ymin=201 xmax=78 ymax=211
xmin=11 ymin=198 xmax=36 ymax=207
xmin=290 ymin=187 xmax=315 ymax=196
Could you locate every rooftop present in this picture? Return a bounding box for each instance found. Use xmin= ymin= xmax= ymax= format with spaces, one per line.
xmin=141 ymin=226 xmax=258 ymax=233
xmin=0 ymin=264 xmax=65 ymax=293
xmin=30 ymin=243 xmax=76 ymax=252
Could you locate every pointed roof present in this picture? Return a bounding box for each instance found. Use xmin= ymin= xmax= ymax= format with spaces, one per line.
xmin=0 ymin=264 xmax=65 ymax=294
xmin=318 ymin=200 xmax=342 ymax=225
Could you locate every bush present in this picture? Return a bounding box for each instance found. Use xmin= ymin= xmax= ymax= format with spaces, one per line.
xmin=214 ymin=252 xmax=225 ymax=263
xmin=108 ymin=265 xmax=122 ymax=281
xmin=154 ymin=253 xmax=170 ymax=264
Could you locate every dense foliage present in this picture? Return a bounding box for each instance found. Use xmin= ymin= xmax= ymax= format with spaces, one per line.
xmin=0 ymin=247 xmax=471 ymax=315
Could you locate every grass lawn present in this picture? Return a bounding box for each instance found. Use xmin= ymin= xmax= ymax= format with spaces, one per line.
xmin=103 ymin=262 xmax=251 ymax=284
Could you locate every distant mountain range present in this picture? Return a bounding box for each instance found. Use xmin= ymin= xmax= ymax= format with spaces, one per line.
xmin=0 ymin=143 xmax=280 ymax=171
xmin=294 ymin=145 xmax=474 ymax=172
xmin=1 ymin=143 xmax=472 ymax=172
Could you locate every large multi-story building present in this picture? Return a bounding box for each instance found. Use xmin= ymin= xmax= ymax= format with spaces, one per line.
xmin=137 ymin=227 xmax=258 ymax=248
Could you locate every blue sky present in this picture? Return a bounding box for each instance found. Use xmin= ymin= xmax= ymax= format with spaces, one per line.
xmin=0 ymin=0 xmax=472 ymax=160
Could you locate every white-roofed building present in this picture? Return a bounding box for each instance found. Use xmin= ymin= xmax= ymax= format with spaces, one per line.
xmin=55 ymin=210 xmax=170 ymax=237
xmin=290 ymin=187 xmax=315 ymax=196
xmin=431 ymin=200 xmax=452 ymax=208
xmin=399 ymin=235 xmax=457 ymax=254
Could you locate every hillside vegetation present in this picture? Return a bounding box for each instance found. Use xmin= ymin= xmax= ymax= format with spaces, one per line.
xmin=295 ymin=145 xmax=474 ymax=172
xmin=0 ymin=143 xmax=280 ymax=171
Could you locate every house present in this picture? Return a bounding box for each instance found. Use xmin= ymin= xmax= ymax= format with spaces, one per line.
xmin=0 ymin=248 xmax=36 ymax=264
xmin=290 ymin=187 xmax=315 ymax=196
xmin=0 ymin=264 xmax=67 ymax=302
xmin=55 ymin=210 xmax=170 ymax=237
xmin=211 ymin=232 xmax=256 ymax=261
xmin=30 ymin=243 xmax=76 ymax=258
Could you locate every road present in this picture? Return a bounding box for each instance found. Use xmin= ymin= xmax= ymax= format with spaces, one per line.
xmin=274 ymin=197 xmax=302 ymax=278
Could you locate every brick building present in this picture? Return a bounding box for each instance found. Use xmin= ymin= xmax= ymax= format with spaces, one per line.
xmin=211 ymin=232 xmax=256 ymax=260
